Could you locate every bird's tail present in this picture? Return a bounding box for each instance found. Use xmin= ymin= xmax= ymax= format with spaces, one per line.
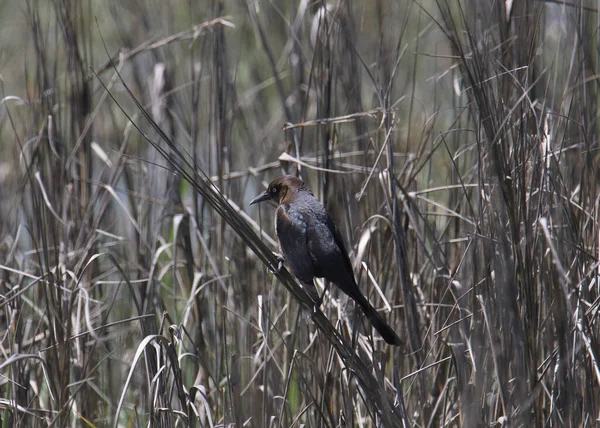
xmin=355 ymin=294 xmax=402 ymax=346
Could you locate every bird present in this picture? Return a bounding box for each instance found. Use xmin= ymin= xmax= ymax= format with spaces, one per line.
xmin=250 ymin=175 xmax=402 ymax=346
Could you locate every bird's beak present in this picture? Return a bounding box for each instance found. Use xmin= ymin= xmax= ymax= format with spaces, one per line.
xmin=250 ymin=190 xmax=271 ymax=205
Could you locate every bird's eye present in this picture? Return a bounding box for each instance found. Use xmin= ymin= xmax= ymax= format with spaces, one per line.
xmin=271 ymin=187 xmax=278 ymax=193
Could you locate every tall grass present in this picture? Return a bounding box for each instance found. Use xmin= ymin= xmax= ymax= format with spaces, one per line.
xmin=0 ymin=0 xmax=598 ymax=426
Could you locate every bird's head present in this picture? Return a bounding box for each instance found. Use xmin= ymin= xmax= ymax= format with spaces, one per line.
xmin=250 ymin=175 xmax=308 ymax=206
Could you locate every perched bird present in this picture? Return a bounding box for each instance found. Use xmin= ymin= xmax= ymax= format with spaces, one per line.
xmin=250 ymin=175 xmax=402 ymax=346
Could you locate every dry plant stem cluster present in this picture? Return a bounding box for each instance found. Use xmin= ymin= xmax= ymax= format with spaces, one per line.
xmin=0 ymin=0 xmax=598 ymax=427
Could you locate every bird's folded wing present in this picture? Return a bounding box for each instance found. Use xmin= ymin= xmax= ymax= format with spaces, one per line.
xmin=306 ymin=215 xmax=355 ymax=284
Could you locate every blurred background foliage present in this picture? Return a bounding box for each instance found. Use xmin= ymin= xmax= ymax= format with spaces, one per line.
xmin=0 ymin=0 xmax=599 ymax=426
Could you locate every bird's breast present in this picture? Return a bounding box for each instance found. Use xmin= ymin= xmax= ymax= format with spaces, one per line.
xmin=275 ymin=203 xmax=316 ymax=283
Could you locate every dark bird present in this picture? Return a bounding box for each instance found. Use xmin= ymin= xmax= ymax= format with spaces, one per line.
xmin=250 ymin=175 xmax=402 ymax=346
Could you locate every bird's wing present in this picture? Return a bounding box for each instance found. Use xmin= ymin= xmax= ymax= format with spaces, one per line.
xmin=276 ymin=205 xmax=316 ymax=283
xmin=325 ymin=215 xmax=356 ymax=277
xmin=306 ymin=212 xmax=355 ymax=285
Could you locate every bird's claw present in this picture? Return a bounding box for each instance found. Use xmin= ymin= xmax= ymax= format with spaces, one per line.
xmin=312 ymin=295 xmax=324 ymax=313
xmin=269 ymin=252 xmax=285 ymax=274
xmin=311 ymin=282 xmax=331 ymax=313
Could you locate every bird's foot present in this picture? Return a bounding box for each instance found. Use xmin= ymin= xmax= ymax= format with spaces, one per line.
xmin=311 ymin=290 xmax=329 ymax=313
xmin=312 ymin=297 xmax=323 ymax=314
xmin=269 ymin=252 xmax=285 ymax=274
xmin=312 ymin=282 xmax=331 ymax=313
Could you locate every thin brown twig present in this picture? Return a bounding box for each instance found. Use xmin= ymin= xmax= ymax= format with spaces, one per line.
xmin=89 ymin=17 xmax=234 ymax=79
xmin=282 ymin=108 xmax=383 ymax=130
